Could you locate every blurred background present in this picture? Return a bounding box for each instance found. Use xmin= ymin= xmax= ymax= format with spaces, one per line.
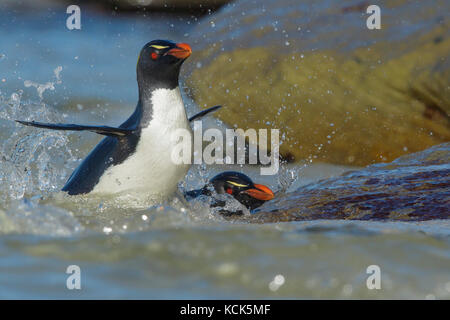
xmin=0 ymin=0 xmax=449 ymax=299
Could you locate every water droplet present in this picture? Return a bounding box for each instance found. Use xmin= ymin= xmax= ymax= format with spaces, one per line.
xmin=269 ymin=274 xmax=285 ymax=291
xmin=103 ymin=226 xmax=112 ymax=234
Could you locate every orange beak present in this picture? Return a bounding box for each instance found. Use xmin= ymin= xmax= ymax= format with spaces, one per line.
xmin=165 ymin=43 xmax=192 ymax=59
xmin=243 ymin=184 xmax=274 ymax=201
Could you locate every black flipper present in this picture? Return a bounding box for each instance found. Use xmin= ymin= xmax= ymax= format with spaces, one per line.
xmin=15 ymin=120 xmax=133 ymax=137
xmin=188 ymin=105 xmax=222 ymax=122
xmin=184 ymin=188 xmax=205 ymax=200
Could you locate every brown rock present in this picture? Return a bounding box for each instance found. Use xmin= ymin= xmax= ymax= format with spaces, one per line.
xmin=245 ymin=143 xmax=450 ymax=222
xmin=185 ymin=0 xmax=450 ymax=166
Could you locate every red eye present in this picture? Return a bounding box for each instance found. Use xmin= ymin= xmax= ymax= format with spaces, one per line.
xmin=226 ymin=188 xmax=233 ymax=195
xmin=151 ymin=52 xmax=158 ymax=60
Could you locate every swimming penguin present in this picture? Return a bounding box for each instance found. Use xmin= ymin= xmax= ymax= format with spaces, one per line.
xmin=185 ymin=171 xmax=274 ymax=214
xmin=16 ymin=40 xmax=220 ymax=201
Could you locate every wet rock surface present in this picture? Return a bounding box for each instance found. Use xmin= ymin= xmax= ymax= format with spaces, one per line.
xmin=185 ymin=0 xmax=450 ymax=166
xmin=248 ymin=143 xmax=450 ymax=222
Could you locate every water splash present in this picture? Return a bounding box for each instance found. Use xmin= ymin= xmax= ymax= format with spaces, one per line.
xmin=0 ymin=197 xmax=83 ymax=236
xmin=0 ymin=86 xmax=77 ymax=205
xmin=23 ymin=66 xmax=63 ymax=100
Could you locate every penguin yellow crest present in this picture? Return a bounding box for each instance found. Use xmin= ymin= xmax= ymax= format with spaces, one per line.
xmin=227 ymin=181 xmax=249 ymax=188
xmin=150 ymin=45 xmax=169 ymax=50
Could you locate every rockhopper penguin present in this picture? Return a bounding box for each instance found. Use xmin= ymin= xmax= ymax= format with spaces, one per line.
xmin=185 ymin=171 xmax=274 ymax=213
xmin=17 ymin=40 xmax=220 ymax=202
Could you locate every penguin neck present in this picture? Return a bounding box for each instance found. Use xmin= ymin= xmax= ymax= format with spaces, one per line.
xmin=137 ymin=85 xmax=187 ymax=130
xmin=135 ymin=64 xmax=184 ymax=128
xmin=137 ymin=67 xmax=180 ymax=102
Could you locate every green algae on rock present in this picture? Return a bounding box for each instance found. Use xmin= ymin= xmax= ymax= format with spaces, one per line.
xmin=185 ymin=0 xmax=450 ymax=166
xmin=246 ymin=143 xmax=450 ymax=222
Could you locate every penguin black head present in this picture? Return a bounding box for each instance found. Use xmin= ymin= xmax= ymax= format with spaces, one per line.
xmin=137 ymin=39 xmax=192 ymax=91
xmin=209 ymin=171 xmax=274 ymax=211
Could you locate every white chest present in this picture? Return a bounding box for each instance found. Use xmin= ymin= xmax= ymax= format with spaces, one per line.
xmin=92 ymin=88 xmax=192 ymax=201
